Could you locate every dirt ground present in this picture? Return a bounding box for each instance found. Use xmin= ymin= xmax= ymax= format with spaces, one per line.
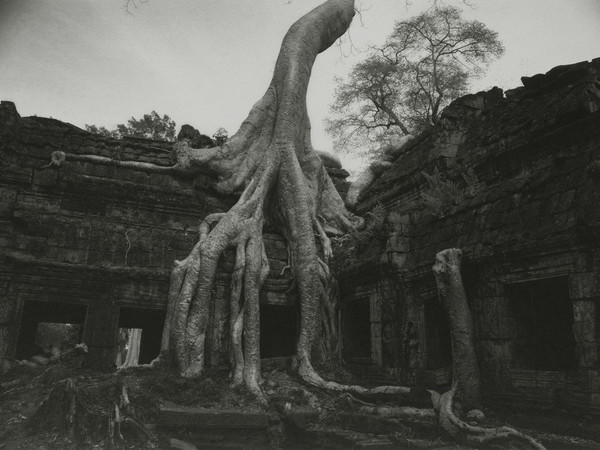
xmin=1 ymin=359 xmax=599 ymax=449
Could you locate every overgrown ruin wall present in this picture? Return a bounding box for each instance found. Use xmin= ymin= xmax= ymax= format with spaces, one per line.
xmin=3 ymin=57 xmax=600 ymax=414
xmin=342 ymin=59 xmax=600 ymax=412
xmin=0 ymin=102 xmax=349 ymax=370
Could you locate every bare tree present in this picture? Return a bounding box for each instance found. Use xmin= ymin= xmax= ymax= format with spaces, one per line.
xmin=326 ymin=5 xmax=503 ymax=157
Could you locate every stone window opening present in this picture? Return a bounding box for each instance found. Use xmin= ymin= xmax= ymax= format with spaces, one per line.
xmin=259 ymin=304 xmax=298 ymax=358
xmin=116 ymin=307 xmax=165 ymax=366
xmin=423 ymin=297 xmax=452 ymax=370
xmin=16 ymin=300 xmax=86 ymax=360
xmin=342 ymin=298 xmax=371 ymax=361
xmin=508 ymin=277 xmax=577 ymax=371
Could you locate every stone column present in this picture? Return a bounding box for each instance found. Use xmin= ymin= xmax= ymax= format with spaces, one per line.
xmin=569 ymin=273 xmax=599 ymax=368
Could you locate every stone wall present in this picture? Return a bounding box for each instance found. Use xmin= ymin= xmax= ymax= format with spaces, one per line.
xmin=343 ymin=59 xmax=600 ymax=411
xmin=0 ymin=101 xmax=349 ymax=370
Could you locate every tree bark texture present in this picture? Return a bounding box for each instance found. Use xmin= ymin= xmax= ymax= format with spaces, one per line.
xmin=51 ymin=0 xmax=421 ymax=397
xmin=120 ymin=328 xmax=142 ymax=368
xmin=431 ymin=382 xmax=546 ymax=449
xmin=432 ymin=249 xmax=546 ymax=449
xmin=152 ymin=0 xmax=360 ymax=393
xmin=30 ymin=378 xmax=155 ymax=446
xmin=432 ymin=248 xmax=481 ymax=412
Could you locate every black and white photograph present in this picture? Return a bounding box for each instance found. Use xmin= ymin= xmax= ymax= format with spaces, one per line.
xmin=0 ymin=0 xmax=599 ymax=448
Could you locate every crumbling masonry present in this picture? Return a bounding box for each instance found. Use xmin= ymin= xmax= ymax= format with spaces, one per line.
xmin=0 ymin=103 xmax=349 ymax=370
xmin=341 ymin=59 xmax=600 ymax=413
xmin=1 ymin=58 xmax=600 ymax=414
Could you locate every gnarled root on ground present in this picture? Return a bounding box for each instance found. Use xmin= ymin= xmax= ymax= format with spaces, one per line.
xmin=431 ymin=248 xmax=546 ymax=449
xmin=431 ymin=381 xmax=546 ymax=449
xmin=357 ymin=405 xmax=435 ymax=419
xmin=29 ymin=378 xmax=156 ymax=446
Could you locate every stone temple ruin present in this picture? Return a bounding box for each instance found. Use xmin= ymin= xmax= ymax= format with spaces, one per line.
xmin=341 ymin=59 xmax=600 ymax=413
xmin=0 ymin=100 xmax=352 ymax=371
xmin=1 ymin=59 xmax=599 ymax=415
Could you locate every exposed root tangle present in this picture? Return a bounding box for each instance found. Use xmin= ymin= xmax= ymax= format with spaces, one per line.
xmin=437 ymin=382 xmax=547 ymax=449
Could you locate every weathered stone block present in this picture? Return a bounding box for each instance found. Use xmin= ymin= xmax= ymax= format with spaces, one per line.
xmin=158 ymin=406 xmax=270 ymax=429
xmin=572 ymin=300 xmax=596 ymax=343
xmin=535 ymin=371 xmax=566 ymax=389
xmin=387 ymin=211 xmax=410 ymax=226
xmin=149 ymin=173 xmax=172 ymax=188
xmin=283 ymin=407 xmax=319 ymax=429
xmin=474 ymin=300 xmax=515 ymax=340
xmin=476 ymin=340 xmax=511 ymax=387
xmin=570 ymin=273 xmax=600 ymax=299
xmin=576 ymin=343 xmax=598 ymax=368
xmin=385 ymin=233 xmax=410 ymax=253
xmin=260 ymin=291 xmax=290 ymax=306
xmin=574 ymin=252 xmax=594 ymax=272
xmin=354 ymin=439 xmax=395 ymax=449
xmin=568 ymin=369 xmax=600 ymax=393
xmin=32 ymin=168 xmax=58 ymax=186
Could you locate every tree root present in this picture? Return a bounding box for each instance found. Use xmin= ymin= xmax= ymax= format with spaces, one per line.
xmin=432 ymin=381 xmax=546 ymax=449
xmin=144 ymin=0 xmax=359 ymax=398
xmin=297 ymin=358 xmax=410 ymax=396
xmin=29 ymin=378 xmax=156 ymax=446
xmin=429 ymin=249 xmax=546 ymax=449
xmin=46 ymin=0 xmax=363 ymax=400
xmin=48 ymin=150 xmax=186 ymax=174
xmin=338 ymin=393 xmax=435 ymax=419
xmin=358 ymin=405 xmax=435 ymax=419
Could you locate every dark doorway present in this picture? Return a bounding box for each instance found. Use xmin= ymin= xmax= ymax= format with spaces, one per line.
xmin=16 ymin=300 xmax=87 ymax=359
xmin=342 ymin=298 xmax=371 ymax=359
xmin=508 ymin=277 xmax=576 ymax=371
xmin=424 ymin=297 xmax=452 ymax=370
xmin=260 ymin=304 xmax=297 ymax=358
xmin=118 ymin=307 xmax=165 ymax=365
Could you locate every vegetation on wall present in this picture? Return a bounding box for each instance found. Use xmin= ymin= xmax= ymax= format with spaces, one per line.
xmin=421 ymin=167 xmax=480 ymax=218
xmin=331 ymin=203 xmax=387 ymax=271
xmin=85 ymin=111 xmax=177 ymax=141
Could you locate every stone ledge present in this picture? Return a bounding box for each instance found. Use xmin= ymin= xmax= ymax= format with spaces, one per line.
xmin=158 ymin=406 xmax=270 ymax=429
xmin=282 ymin=407 xmax=319 ymax=429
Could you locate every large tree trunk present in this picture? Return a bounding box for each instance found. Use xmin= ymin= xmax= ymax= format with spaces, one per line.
xmin=432 ymin=248 xmax=481 ymax=412
xmin=154 ymin=0 xmax=359 ymax=393
xmin=52 ymin=0 xmax=416 ymax=397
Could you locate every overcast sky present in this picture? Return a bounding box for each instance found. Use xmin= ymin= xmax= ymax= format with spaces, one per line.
xmin=1 ymin=0 xmax=599 ymax=173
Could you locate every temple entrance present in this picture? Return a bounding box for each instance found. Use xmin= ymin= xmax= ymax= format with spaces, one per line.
xmin=259 ymin=304 xmax=297 ymax=358
xmin=424 ymin=297 xmax=451 ymax=370
xmin=16 ymin=300 xmax=87 ymax=360
xmin=117 ymin=307 xmax=165 ymax=366
xmin=342 ymin=298 xmax=371 ymax=360
xmin=508 ymin=277 xmax=577 ymax=371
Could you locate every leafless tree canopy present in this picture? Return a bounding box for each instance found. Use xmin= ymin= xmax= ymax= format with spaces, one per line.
xmin=326 ymin=5 xmax=503 ymax=158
